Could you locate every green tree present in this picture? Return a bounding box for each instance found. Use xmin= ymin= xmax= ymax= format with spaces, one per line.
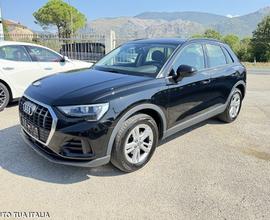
xmin=191 ymin=34 xmax=204 ymax=39
xmin=33 ymin=0 xmax=87 ymax=37
xmin=191 ymin=30 xmax=255 ymax=62
xmin=223 ymin=34 xmax=240 ymax=52
xmin=251 ymin=15 xmax=270 ymax=62
xmin=237 ymin=38 xmax=253 ymax=62
xmin=203 ymin=29 xmax=222 ymax=40
xmin=3 ymin=21 xmax=8 ymax=34
xmin=192 ymin=29 xmax=222 ymax=40
xmin=2 ymin=20 xmax=11 ymax=40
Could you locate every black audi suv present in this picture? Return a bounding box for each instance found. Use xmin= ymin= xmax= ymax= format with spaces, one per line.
xmin=19 ymin=38 xmax=246 ymax=172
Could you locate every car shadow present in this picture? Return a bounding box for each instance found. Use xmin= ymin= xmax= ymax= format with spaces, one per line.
xmin=0 ymin=119 xmax=223 ymax=184
xmin=7 ymin=100 xmax=19 ymax=108
xmin=0 ymin=125 xmax=124 ymax=184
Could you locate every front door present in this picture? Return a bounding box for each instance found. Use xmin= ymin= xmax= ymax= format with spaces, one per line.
xmin=167 ymin=43 xmax=212 ymax=129
xmin=25 ymin=46 xmax=75 ymax=76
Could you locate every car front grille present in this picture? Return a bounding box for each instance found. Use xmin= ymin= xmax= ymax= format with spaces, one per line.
xmin=19 ymin=96 xmax=53 ymax=143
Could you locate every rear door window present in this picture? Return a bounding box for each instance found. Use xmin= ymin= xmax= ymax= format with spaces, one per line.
xmin=206 ymin=44 xmax=227 ymax=68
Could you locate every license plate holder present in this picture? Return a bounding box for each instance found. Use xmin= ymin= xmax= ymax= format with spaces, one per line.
xmin=21 ymin=117 xmax=39 ymax=140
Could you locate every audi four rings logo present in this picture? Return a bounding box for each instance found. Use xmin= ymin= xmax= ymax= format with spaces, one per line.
xmin=23 ymin=101 xmax=37 ymax=116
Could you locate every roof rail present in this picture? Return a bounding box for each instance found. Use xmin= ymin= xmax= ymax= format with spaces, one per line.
xmin=187 ymin=38 xmax=223 ymax=43
xmin=130 ymin=38 xmax=148 ymax=42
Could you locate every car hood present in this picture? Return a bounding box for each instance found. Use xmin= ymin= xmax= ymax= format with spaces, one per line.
xmin=69 ymin=59 xmax=93 ymax=69
xmin=25 ymin=69 xmax=152 ymax=106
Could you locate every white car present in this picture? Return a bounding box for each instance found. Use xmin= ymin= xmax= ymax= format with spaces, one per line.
xmin=0 ymin=41 xmax=93 ymax=111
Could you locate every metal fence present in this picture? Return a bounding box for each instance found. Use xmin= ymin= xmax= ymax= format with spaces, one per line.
xmin=0 ymin=32 xmax=142 ymax=62
xmin=115 ymin=37 xmax=137 ymax=48
xmin=1 ymin=33 xmax=107 ymax=62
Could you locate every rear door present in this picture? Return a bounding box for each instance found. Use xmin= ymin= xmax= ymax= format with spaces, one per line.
xmin=167 ymin=43 xmax=212 ymax=128
xmin=0 ymin=45 xmax=41 ymax=97
xmin=204 ymin=43 xmax=239 ymax=106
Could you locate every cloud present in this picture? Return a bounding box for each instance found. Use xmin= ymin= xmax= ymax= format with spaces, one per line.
xmin=226 ymin=14 xmax=240 ymax=18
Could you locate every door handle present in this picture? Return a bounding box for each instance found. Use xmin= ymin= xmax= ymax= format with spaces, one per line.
xmin=3 ymin=67 xmax=14 ymax=70
xmin=202 ymin=79 xmax=211 ymax=85
xmin=44 ymin=67 xmax=53 ymax=71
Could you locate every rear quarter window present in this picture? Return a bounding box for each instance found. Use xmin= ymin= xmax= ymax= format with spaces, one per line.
xmin=223 ymin=47 xmax=234 ymax=64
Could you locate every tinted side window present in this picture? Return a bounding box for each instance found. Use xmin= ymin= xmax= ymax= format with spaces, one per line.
xmin=223 ymin=47 xmax=234 ymax=64
xmin=206 ymin=44 xmax=227 ymax=68
xmin=146 ymin=47 xmax=165 ymax=62
xmin=27 ymin=46 xmax=62 ymax=62
xmin=146 ymin=47 xmax=175 ymax=62
xmin=173 ymin=43 xmax=205 ymax=71
xmin=0 ymin=45 xmax=31 ymax=62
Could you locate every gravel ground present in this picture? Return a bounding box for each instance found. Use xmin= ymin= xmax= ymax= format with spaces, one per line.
xmin=0 ymin=69 xmax=269 ymax=220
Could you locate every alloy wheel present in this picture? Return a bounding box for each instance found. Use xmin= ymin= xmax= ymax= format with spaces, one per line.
xmin=229 ymin=93 xmax=241 ymax=118
xmin=124 ymin=124 xmax=154 ymax=164
xmin=0 ymin=87 xmax=7 ymax=108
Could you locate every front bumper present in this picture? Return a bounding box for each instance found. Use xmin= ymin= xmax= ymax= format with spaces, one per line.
xmin=21 ymin=130 xmax=110 ymax=167
xmin=19 ymin=96 xmax=114 ymax=167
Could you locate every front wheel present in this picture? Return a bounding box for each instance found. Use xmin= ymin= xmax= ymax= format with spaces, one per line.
xmin=111 ymin=114 xmax=159 ymax=172
xmin=218 ymin=88 xmax=242 ymax=123
xmin=0 ymin=83 xmax=10 ymax=111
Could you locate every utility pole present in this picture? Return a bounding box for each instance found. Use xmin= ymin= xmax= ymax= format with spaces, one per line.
xmin=0 ymin=6 xmax=4 ymax=41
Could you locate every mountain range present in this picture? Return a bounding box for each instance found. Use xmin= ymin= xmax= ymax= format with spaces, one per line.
xmin=83 ymin=7 xmax=270 ymax=40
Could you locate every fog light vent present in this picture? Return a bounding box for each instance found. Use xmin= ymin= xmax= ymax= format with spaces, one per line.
xmin=61 ymin=138 xmax=93 ymax=158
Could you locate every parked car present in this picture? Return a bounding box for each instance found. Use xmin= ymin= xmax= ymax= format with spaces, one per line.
xmin=0 ymin=41 xmax=93 ymax=111
xmin=19 ymin=38 xmax=246 ymax=172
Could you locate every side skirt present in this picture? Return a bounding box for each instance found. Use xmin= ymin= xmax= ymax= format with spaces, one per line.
xmin=163 ymin=104 xmax=226 ymax=139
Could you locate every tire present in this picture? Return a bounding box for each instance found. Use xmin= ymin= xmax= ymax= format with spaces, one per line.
xmin=218 ymin=88 xmax=242 ymax=123
xmin=111 ymin=114 xmax=159 ymax=173
xmin=0 ymin=83 xmax=10 ymax=112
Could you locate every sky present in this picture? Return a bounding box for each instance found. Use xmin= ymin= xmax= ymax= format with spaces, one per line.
xmin=0 ymin=0 xmax=269 ymax=30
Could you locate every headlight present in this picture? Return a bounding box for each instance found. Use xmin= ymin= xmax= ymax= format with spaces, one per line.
xmin=58 ymin=103 xmax=109 ymax=121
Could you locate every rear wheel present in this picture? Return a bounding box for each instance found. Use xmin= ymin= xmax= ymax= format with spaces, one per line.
xmin=0 ymin=83 xmax=10 ymax=111
xmin=218 ymin=88 xmax=242 ymax=123
xmin=111 ymin=114 xmax=158 ymax=172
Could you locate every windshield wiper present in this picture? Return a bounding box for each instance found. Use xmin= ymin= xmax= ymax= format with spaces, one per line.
xmin=104 ymin=69 xmax=121 ymax=74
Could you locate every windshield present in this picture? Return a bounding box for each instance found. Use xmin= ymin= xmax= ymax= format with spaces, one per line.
xmin=94 ymin=43 xmax=178 ymax=77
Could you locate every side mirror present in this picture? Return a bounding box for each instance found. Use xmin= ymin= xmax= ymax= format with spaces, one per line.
xmin=168 ymin=65 xmax=197 ymax=82
xmin=60 ymin=56 xmax=65 ymax=62
xmin=177 ymin=65 xmax=197 ymax=79
xmin=60 ymin=56 xmax=69 ymax=62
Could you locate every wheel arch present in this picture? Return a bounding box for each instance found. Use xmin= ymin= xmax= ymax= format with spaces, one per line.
xmin=106 ymin=104 xmax=167 ymax=156
xmin=225 ymin=80 xmax=246 ymax=106
xmin=135 ymin=108 xmax=165 ymax=140
xmin=236 ymin=83 xmax=246 ymax=98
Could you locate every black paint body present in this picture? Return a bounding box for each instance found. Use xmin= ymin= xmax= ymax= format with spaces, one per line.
xmin=20 ymin=38 xmax=246 ymax=166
